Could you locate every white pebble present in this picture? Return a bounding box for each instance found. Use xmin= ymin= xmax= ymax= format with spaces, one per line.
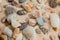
xmin=2 ymin=27 xmax=12 ymax=37
xmin=23 ymin=26 xmax=36 ymax=39
xmin=50 ymin=13 xmax=60 ymax=27
xmin=16 ymin=33 xmax=23 ymax=40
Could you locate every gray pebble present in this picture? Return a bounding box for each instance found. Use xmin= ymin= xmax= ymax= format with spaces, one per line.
xmin=36 ymin=17 xmax=44 ymax=26
xmin=19 ymin=0 xmax=26 ymax=3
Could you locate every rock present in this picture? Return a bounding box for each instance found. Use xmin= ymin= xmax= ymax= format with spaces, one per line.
xmin=16 ymin=33 xmax=23 ymax=40
xmin=19 ymin=0 xmax=26 ymax=3
xmin=2 ymin=27 xmax=12 ymax=37
xmin=13 ymin=28 xmax=20 ymax=38
xmin=19 ymin=23 xmax=27 ymax=30
xmin=50 ymin=13 xmax=59 ymax=28
xmin=36 ymin=17 xmax=44 ymax=26
xmin=23 ymin=26 xmax=36 ymax=39
xmin=17 ymin=9 xmax=26 ymax=15
xmin=29 ymin=19 xmax=36 ymax=26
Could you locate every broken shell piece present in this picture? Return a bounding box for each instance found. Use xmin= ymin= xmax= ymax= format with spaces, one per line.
xmin=36 ymin=17 xmax=44 ymax=26
xmin=29 ymin=19 xmax=36 ymax=26
xmin=16 ymin=33 xmax=23 ymax=40
xmin=23 ymin=26 xmax=36 ymax=39
xmin=13 ymin=28 xmax=20 ymax=38
xmin=2 ymin=27 xmax=12 ymax=37
xmin=50 ymin=13 xmax=59 ymax=28
xmin=22 ymin=4 xmax=32 ymax=12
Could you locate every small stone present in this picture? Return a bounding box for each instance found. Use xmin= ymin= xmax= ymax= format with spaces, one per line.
xmin=19 ymin=0 xmax=26 ymax=3
xmin=13 ymin=28 xmax=20 ymax=38
xmin=2 ymin=27 xmax=12 ymax=37
xmin=8 ymin=0 xmax=14 ymax=2
xmin=5 ymin=6 xmax=16 ymax=16
xmin=19 ymin=23 xmax=27 ymax=30
xmin=1 ymin=35 xmax=7 ymax=40
xmin=36 ymin=17 xmax=44 ymax=26
xmin=29 ymin=19 xmax=36 ymax=26
xmin=48 ymin=0 xmax=57 ymax=8
xmin=17 ymin=10 xmax=26 ymax=15
xmin=23 ymin=26 xmax=36 ymax=39
xmin=16 ymin=33 xmax=23 ymax=40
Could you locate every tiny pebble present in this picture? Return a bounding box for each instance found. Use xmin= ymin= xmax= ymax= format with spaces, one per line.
xmin=36 ymin=17 xmax=44 ymax=26
xmin=19 ymin=0 xmax=26 ymax=3
xmin=17 ymin=10 xmax=26 ymax=15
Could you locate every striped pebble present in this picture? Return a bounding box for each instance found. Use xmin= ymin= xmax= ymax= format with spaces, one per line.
xmin=2 ymin=27 xmax=12 ymax=37
xmin=23 ymin=26 xmax=36 ymax=39
xmin=16 ymin=33 xmax=23 ymax=40
xmin=50 ymin=13 xmax=60 ymax=27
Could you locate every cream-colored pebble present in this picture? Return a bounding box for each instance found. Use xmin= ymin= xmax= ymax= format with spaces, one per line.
xmin=29 ymin=19 xmax=36 ymax=26
xmin=2 ymin=27 xmax=12 ymax=37
xmin=13 ymin=28 xmax=20 ymax=38
xmin=1 ymin=35 xmax=7 ymax=40
xmin=16 ymin=33 xmax=23 ymax=40
xmin=50 ymin=13 xmax=60 ymax=28
xmin=23 ymin=26 xmax=36 ymax=39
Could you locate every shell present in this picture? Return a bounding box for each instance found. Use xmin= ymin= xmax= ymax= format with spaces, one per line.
xmin=23 ymin=26 xmax=36 ymax=39
xmin=50 ymin=13 xmax=60 ymax=27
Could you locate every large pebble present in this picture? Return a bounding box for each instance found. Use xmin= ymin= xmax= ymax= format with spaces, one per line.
xmin=50 ymin=13 xmax=59 ymax=27
xmin=23 ymin=26 xmax=36 ymax=39
xmin=36 ymin=17 xmax=44 ymax=26
xmin=2 ymin=27 xmax=12 ymax=37
xmin=16 ymin=33 xmax=23 ymax=40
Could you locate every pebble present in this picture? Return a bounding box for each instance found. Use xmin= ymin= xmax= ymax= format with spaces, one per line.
xmin=5 ymin=5 xmax=16 ymax=16
xmin=8 ymin=0 xmax=14 ymax=2
xmin=48 ymin=0 xmax=57 ymax=8
xmin=0 ymin=0 xmax=2 ymax=3
xmin=19 ymin=0 xmax=26 ymax=3
xmin=13 ymin=28 xmax=20 ymax=38
xmin=29 ymin=19 xmax=36 ymax=26
xmin=2 ymin=27 xmax=12 ymax=37
xmin=17 ymin=9 xmax=26 ymax=15
xmin=36 ymin=17 xmax=44 ymax=26
xmin=23 ymin=26 xmax=36 ymax=39
xmin=1 ymin=35 xmax=7 ymax=40
xmin=50 ymin=13 xmax=59 ymax=28
xmin=19 ymin=23 xmax=27 ymax=30
xmin=16 ymin=33 xmax=23 ymax=40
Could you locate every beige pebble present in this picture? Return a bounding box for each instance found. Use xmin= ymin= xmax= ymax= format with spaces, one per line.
xmin=16 ymin=33 xmax=23 ymax=40
xmin=23 ymin=26 xmax=36 ymax=39
xmin=22 ymin=4 xmax=32 ymax=12
xmin=1 ymin=35 xmax=7 ymax=40
xmin=13 ymin=28 xmax=20 ymax=38
xmin=29 ymin=19 xmax=36 ymax=26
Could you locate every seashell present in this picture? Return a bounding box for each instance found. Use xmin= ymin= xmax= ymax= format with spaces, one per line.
xmin=23 ymin=26 xmax=36 ymax=39
xmin=16 ymin=33 xmax=23 ymax=40
xmin=2 ymin=27 xmax=12 ymax=37
xmin=50 ymin=13 xmax=59 ymax=27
